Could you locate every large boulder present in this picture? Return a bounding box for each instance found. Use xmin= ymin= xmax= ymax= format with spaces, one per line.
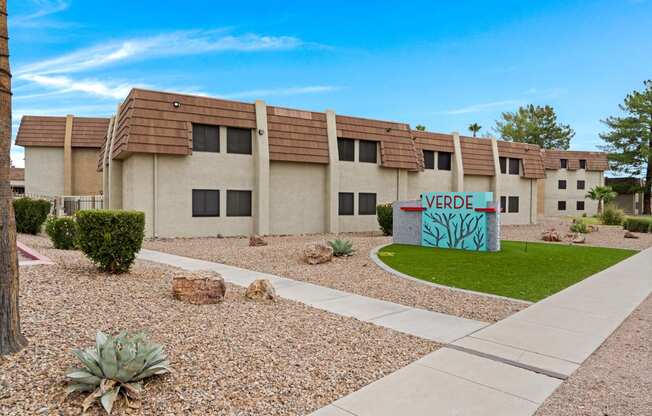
xmin=303 ymin=241 xmax=333 ymax=265
xmin=624 ymin=231 xmax=639 ymax=239
xmin=245 ymin=279 xmax=277 ymax=301
xmin=172 ymin=271 xmax=226 ymax=304
xmin=541 ymin=229 xmax=562 ymax=242
xmin=571 ymin=233 xmax=586 ymax=244
xmin=249 ymin=235 xmax=268 ymax=247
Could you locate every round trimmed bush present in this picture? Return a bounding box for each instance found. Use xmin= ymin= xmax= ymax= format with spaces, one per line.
xmin=599 ymin=204 xmax=625 ymax=226
xmin=75 ymin=210 xmax=145 ymax=274
xmin=45 ymin=217 xmax=78 ymax=250
xmin=377 ymin=203 xmax=393 ymax=236
xmin=623 ymin=217 xmax=652 ymax=233
xmin=13 ymin=197 xmax=52 ymax=234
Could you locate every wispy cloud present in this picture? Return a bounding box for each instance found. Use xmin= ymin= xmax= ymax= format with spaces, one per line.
xmin=19 ymin=73 xmax=143 ymax=99
xmin=16 ymin=31 xmax=305 ymax=76
xmin=224 ymin=85 xmax=339 ymax=99
xmin=10 ymin=0 xmax=71 ymax=28
xmin=439 ymin=99 xmax=525 ymax=115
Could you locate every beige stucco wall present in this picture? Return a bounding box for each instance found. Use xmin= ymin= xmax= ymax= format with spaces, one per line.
xmin=544 ymin=169 xmax=603 ymax=217
xmin=270 ymin=161 xmax=327 ymax=235
xmin=24 ymin=147 xmax=64 ymax=196
xmin=499 ymin=173 xmax=536 ymax=225
xmin=407 ymin=168 xmax=454 ymax=199
xmin=464 ymin=175 xmax=492 ymax=193
xmin=71 ymin=148 xmax=102 ymax=195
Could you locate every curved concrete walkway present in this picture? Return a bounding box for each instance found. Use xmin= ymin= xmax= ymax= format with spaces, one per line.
xmin=311 ymin=246 xmax=652 ymax=416
xmin=137 ymin=248 xmax=488 ymax=343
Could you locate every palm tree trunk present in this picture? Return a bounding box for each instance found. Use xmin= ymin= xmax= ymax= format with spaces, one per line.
xmin=0 ymin=0 xmax=27 ymax=355
xmin=598 ymin=199 xmax=603 ymax=215
xmin=645 ymin=133 xmax=651 ymax=215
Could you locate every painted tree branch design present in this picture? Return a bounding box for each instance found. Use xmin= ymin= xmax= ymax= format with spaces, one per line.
xmin=424 ymin=211 xmax=485 ymax=249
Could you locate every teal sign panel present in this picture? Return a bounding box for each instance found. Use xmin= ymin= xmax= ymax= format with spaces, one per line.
xmin=421 ymin=192 xmax=493 ymax=251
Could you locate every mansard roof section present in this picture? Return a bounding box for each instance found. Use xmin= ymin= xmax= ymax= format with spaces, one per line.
xmin=15 ymin=115 xmax=110 ymax=148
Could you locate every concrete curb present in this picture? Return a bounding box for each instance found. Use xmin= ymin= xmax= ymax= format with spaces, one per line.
xmin=17 ymin=241 xmax=54 ymax=266
xmin=369 ymin=243 xmax=533 ymax=306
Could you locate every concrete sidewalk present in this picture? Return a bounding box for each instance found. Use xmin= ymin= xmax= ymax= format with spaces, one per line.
xmin=137 ymin=249 xmax=488 ymax=343
xmin=311 ymin=247 xmax=652 ymax=416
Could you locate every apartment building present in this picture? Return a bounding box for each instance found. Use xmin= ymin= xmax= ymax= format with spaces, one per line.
xmin=15 ymin=115 xmax=110 ymax=196
xmin=10 ymin=166 xmax=24 ymax=194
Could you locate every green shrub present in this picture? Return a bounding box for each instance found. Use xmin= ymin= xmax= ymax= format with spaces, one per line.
xmin=570 ymin=219 xmax=588 ymax=234
xmin=45 ymin=217 xmax=78 ymax=250
xmin=377 ymin=203 xmax=393 ymax=236
xmin=599 ymin=204 xmax=625 ymax=226
xmin=328 ymin=239 xmax=354 ymax=257
xmin=76 ymin=210 xmax=145 ymax=273
xmin=13 ymin=197 xmax=52 ymax=234
xmin=623 ymin=217 xmax=652 ymax=233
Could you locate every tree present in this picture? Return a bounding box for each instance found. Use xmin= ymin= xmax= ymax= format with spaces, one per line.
xmin=586 ymin=185 xmax=616 ymax=215
xmin=415 ymin=124 xmax=426 ymax=131
xmin=495 ymin=104 xmax=574 ymax=150
xmin=600 ymin=80 xmax=652 ymax=215
xmin=0 ymin=0 xmax=26 ymax=355
xmin=468 ymin=123 xmax=481 ymax=137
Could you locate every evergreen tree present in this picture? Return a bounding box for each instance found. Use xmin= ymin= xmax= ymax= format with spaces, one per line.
xmin=495 ymin=104 xmax=574 ymax=149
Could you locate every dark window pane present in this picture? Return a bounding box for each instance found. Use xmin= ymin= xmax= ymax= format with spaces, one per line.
xmin=508 ymin=196 xmax=519 ymax=213
xmin=359 ymin=140 xmax=377 ymax=163
xmin=508 ymin=158 xmax=520 ymax=175
xmin=558 ymin=201 xmax=566 ymax=211
xmin=499 ymin=157 xmax=507 ymax=174
xmin=438 ymin=152 xmax=452 ymax=171
xmin=227 ymin=190 xmax=252 ymax=217
xmin=560 ymin=159 xmax=568 ymax=169
xmin=338 ymin=138 xmax=354 ymax=161
xmin=500 ymin=196 xmax=507 ymax=213
xmin=338 ymin=192 xmax=354 ymax=215
xmin=579 ymin=159 xmax=587 ymax=169
xmin=192 ymin=124 xmax=219 ymax=152
xmin=577 ymin=201 xmax=585 ymax=211
xmin=227 ymin=127 xmax=252 ymax=154
xmin=423 ymin=150 xmax=435 ymax=169
xmin=577 ymin=180 xmax=585 ymax=190
xmin=358 ymin=193 xmax=377 ymax=215
xmin=558 ymin=180 xmax=567 ymax=190
xmin=192 ymin=189 xmax=219 ymax=217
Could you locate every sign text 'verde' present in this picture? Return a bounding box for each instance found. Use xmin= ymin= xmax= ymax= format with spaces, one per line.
xmin=424 ymin=194 xmax=474 ymax=210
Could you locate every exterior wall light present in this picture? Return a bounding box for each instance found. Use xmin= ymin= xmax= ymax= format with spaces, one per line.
xmin=172 ymin=101 xmax=180 ymax=108
xmin=258 ymin=129 xmax=265 ymax=135
xmin=386 ymin=128 xmax=391 ymax=132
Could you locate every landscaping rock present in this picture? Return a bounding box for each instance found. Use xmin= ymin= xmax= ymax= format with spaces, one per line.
xmin=249 ymin=235 xmax=268 ymax=247
xmin=245 ymin=279 xmax=277 ymax=301
xmin=172 ymin=271 xmax=225 ymax=304
xmin=624 ymin=231 xmax=639 ymax=239
xmin=541 ymin=229 xmax=562 ymax=242
xmin=572 ymin=233 xmax=586 ymax=244
xmin=303 ymin=241 xmax=333 ymax=264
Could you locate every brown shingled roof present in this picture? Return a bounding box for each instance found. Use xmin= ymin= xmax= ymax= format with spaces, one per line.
xmin=459 ymin=136 xmax=495 ymax=176
xmin=336 ymin=115 xmax=418 ymax=171
xmin=267 ymin=106 xmax=329 ymax=164
xmin=15 ymin=115 xmax=109 ymax=148
xmin=10 ymin=167 xmax=24 ymax=181
xmin=543 ymin=150 xmax=609 ymax=171
xmin=497 ymin=140 xmax=545 ymax=179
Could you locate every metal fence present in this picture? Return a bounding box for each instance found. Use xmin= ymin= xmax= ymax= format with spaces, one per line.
xmin=12 ymin=193 xmax=104 ymax=216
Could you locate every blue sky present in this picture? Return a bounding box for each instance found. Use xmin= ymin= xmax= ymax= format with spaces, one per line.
xmin=8 ymin=0 xmax=652 ymax=167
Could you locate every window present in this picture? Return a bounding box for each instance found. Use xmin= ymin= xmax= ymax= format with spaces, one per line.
xmin=508 ymin=196 xmax=519 ymax=213
xmin=338 ymin=192 xmax=354 ymax=215
xmin=226 ymin=127 xmax=252 ymax=154
xmin=423 ymin=150 xmax=435 ymax=169
xmin=500 ymin=196 xmax=507 ymax=213
xmin=558 ymin=180 xmax=567 ymax=190
xmin=558 ymin=201 xmax=567 ymax=211
xmin=338 ymin=138 xmax=354 ymax=161
xmin=358 ymin=193 xmax=377 ymax=215
xmin=438 ymin=152 xmax=452 ymax=171
xmin=508 ymin=158 xmax=520 ymax=175
xmin=579 ymin=159 xmax=587 ymax=169
xmin=359 ymin=140 xmax=377 ymax=163
xmin=499 ymin=157 xmax=507 ymax=174
xmin=577 ymin=180 xmax=585 ymax=190
xmin=192 ymin=189 xmax=219 ymax=217
xmin=226 ymin=190 xmax=252 ymax=217
xmin=192 ymin=124 xmax=219 ymax=152
xmin=577 ymin=201 xmax=585 ymax=211
xmin=560 ymin=158 xmax=568 ymax=169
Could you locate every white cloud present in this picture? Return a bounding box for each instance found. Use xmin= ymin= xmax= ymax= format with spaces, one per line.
xmin=224 ymin=85 xmax=339 ymax=99
xmin=18 ymin=73 xmax=141 ymax=99
xmin=10 ymin=0 xmax=71 ymax=28
xmin=439 ymin=99 xmax=525 ymax=115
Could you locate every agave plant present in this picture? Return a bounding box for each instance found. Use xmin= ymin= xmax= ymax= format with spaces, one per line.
xmin=328 ymin=239 xmax=354 ymax=257
xmin=65 ymin=331 xmax=171 ymax=414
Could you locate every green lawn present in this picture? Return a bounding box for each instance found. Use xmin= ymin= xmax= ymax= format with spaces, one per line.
xmin=378 ymin=241 xmax=636 ymax=302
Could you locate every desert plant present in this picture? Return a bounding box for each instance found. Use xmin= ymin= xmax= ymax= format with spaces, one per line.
xmin=45 ymin=217 xmax=78 ymax=249
xmin=569 ymin=219 xmax=589 ymax=234
xmin=75 ymin=210 xmax=145 ymax=273
xmin=376 ymin=203 xmax=393 ymax=236
xmin=328 ymin=239 xmax=354 ymax=257
xmin=623 ymin=217 xmax=652 ymax=233
xmin=13 ymin=197 xmax=51 ymax=234
xmin=585 ymin=186 xmax=617 ymax=214
xmin=64 ymin=331 xmax=171 ymax=414
xmin=599 ymin=204 xmax=625 ymax=226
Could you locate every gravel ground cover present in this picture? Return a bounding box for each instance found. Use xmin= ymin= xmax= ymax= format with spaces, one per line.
xmin=535 ymin=294 xmax=652 ymax=416
xmin=2 ymin=234 xmax=437 ymax=416
xmin=145 ymin=234 xmax=528 ymax=323
xmin=502 ymin=218 xmax=652 ymax=251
